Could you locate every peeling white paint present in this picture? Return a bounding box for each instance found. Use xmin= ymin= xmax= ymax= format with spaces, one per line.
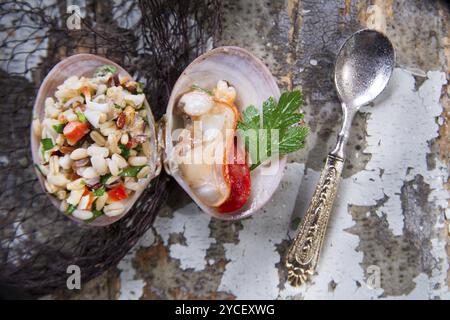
xmin=281 ymin=68 xmax=447 ymax=299
xmin=117 ymin=247 xmax=145 ymax=300
xmin=115 ymin=69 xmax=448 ymax=300
xmin=219 ymin=68 xmax=448 ymax=299
xmin=117 ymin=228 xmax=156 ymax=299
xmin=153 ymin=203 xmax=214 ymax=271
xmin=357 ymin=69 xmax=447 ymax=235
xmin=381 ymin=273 xmax=442 ymax=300
xmin=219 ymin=163 xmax=304 ymax=299
xmin=139 ymin=228 xmax=156 ymax=248
xmin=365 ymin=4 xmax=387 ymax=34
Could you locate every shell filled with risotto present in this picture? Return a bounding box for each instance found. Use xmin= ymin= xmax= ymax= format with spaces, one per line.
xmin=31 ymin=54 xmax=160 ymax=226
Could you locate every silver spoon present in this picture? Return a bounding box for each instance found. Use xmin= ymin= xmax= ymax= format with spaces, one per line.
xmin=286 ymin=29 xmax=395 ymax=286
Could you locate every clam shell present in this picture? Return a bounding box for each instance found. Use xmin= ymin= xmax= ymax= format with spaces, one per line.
xmin=31 ymin=54 xmax=160 ymax=226
xmin=165 ymin=46 xmax=286 ymax=220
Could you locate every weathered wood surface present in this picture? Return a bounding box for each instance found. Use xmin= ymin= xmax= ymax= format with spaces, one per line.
xmin=51 ymin=0 xmax=449 ymax=299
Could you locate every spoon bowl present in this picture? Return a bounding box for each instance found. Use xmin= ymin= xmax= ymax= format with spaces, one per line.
xmin=334 ymin=29 xmax=395 ymax=108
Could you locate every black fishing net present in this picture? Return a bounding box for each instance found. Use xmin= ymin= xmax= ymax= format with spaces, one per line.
xmin=0 ymin=0 xmax=221 ymax=298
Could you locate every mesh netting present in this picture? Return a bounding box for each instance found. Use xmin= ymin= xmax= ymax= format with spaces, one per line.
xmin=0 ymin=0 xmax=221 ymax=297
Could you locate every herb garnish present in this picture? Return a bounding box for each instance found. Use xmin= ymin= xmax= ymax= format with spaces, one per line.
xmin=133 ymin=145 xmax=143 ymax=153
xmin=191 ymin=84 xmax=213 ymax=96
xmin=119 ymin=166 xmax=144 ymax=177
xmin=94 ymin=65 xmax=118 ymax=77
xmin=136 ymin=82 xmax=144 ymax=94
xmin=41 ymin=138 xmax=54 ymax=151
xmin=66 ymin=204 xmax=76 ymax=215
xmin=75 ymin=111 xmax=87 ymax=123
xmin=119 ymin=144 xmax=130 ymax=158
xmin=237 ymin=90 xmax=308 ymax=170
xmin=93 ymin=186 xmax=106 ymax=197
xmin=100 ymin=174 xmax=112 ymax=184
xmin=85 ymin=209 xmax=104 ymax=224
xmin=52 ymin=123 xmax=65 ymax=134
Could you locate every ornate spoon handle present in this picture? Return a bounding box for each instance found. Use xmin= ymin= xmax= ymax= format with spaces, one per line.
xmin=286 ymin=154 xmax=344 ymax=286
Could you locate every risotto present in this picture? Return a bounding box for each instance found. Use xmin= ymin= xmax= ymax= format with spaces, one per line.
xmin=32 ymin=65 xmax=153 ymax=223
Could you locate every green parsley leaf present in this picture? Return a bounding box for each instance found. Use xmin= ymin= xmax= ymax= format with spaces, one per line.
xmin=100 ymin=173 xmax=112 ymax=184
xmin=41 ymin=138 xmax=54 ymax=151
xmin=191 ymin=84 xmax=213 ymax=96
xmin=237 ymin=90 xmax=308 ymax=170
xmin=85 ymin=209 xmax=104 ymax=224
xmin=94 ymin=65 xmax=117 ymax=77
xmin=133 ymin=144 xmax=143 ymax=153
xmin=136 ymin=82 xmax=144 ymax=94
xmin=119 ymin=166 xmax=144 ymax=177
xmin=119 ymin=144 xmax=130 ymax=158
xmin=93 ymin=186 xmax=106 ymax=197
xmin=278 ymin=126 xmax=309 ymax=154
xmin=75 ymin=111 xmax=87 ymax=123
xmin=52 ymin=123 xmax=65 ymax=134
xmin=66 ymin=204 xmax=77 ymax=215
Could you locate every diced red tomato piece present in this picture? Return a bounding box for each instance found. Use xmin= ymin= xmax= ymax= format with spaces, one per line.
xmin=218 ymin=143 xmax=251 ymax=213
xmin=107 ymin=184 xmax=128 ymax=202
xmin=63 ymin=121 xmax=90 ymax=145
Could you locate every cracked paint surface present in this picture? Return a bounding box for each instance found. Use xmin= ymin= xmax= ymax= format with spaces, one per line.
xmin=153 ymin=204 xmax=214 ymax=272
xmin=110 ymin=68 xmax=447 ymax=299
xmin=54 ymin=0 xmax=449 ymax=300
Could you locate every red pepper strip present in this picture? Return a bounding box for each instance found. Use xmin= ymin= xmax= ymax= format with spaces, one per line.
xmin=63 ymin=121 xmax=90 ymax=145
xmin=218 ymin=142 xmax=251 ymax=213
xmin=78 ymin=188 xmax=94 ymax=211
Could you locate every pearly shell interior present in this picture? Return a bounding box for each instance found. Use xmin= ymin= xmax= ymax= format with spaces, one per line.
xmin=31 ymin=54 xmax=160 ymax=227
xmin=165 ymin=46 xmax=286 ymax=221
